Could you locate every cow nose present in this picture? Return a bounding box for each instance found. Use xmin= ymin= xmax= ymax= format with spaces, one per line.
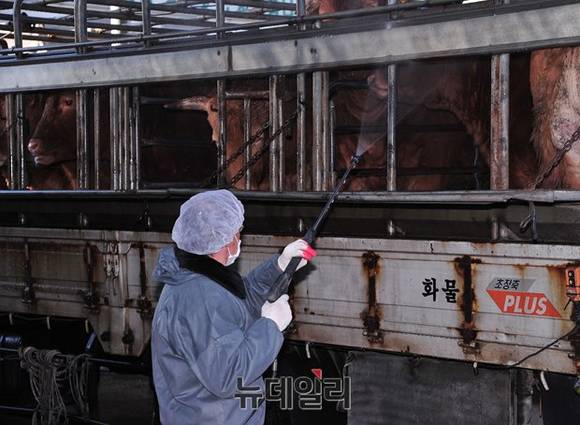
xmin=28 ymin=139 xmax=40 ymax=154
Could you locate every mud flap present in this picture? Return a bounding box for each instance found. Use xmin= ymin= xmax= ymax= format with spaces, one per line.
xmin=346 ymin=351 xmax=516 ymax=425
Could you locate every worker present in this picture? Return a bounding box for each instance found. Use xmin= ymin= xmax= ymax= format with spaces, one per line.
xmin=151 ymin=189 xmax=317 ymax=425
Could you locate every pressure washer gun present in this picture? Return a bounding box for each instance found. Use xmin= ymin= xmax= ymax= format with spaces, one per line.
xmin=267 ymin=154 xmax=362 ymax=302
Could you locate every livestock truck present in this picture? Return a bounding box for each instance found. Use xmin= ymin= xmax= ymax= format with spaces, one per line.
xmin=0 ymin=0 xmax=579 ymax=423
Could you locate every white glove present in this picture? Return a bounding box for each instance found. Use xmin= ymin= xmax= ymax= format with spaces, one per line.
xmin=277 ymin=239 xmax=317 ymax=272
xmin=261 ymin=294 xmax=292 ymax=332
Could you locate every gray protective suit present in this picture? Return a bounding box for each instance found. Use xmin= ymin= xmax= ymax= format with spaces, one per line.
xmin=152 ymin=247 xmax=284 ymax=425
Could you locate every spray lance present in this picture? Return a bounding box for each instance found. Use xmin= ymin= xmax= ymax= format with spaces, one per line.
xmin=267 ymin=154 xmax=362 ymax=302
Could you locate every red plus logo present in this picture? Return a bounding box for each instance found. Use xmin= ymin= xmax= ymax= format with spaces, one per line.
xmin=486 ymin=278 xmax=560 ymax=318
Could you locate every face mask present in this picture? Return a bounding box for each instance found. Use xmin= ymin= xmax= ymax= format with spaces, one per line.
xmin=225 ymin=236 xmax=241 ymax=266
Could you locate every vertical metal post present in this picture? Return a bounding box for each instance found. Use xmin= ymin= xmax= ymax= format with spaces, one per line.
xmin=122 ymin=87 xmax=131 ymax=191
xmin=216 ymin=0 xmax=226 ymax=187
xmin=6 ymin=95 xmax=18 ymax=189
xmin=109 ymin=88 xmax=119 ymax=191
xmin=269 ymin=76 xmax=280 ymax=192
xmin=490 ymin=53 xmax=510 ymax=191
xmin=15 ymin=94 xmax=25 ymax=189
xmin=277 ymin=82 xmax=285 ymax=192
xmin=386 ymin=0 xmax=398 ymax=192
xmin=321 ymin=71 xmax=331 ymax=191
xmin=132 ymin=87 xmax=141 ymax=190
xmin=12 ymin=0 xmax=23 ymax=59
xmin=296 ymin=73 xmax=306 ymax=192
xmin=312 ymin=72 xmax=323 ymax=191
xmin=296 ymin=0 xmax=307 ymax=192
xmin=93 ymin=89 xmax=101 ymax=189
xmin=329 ymin=98 xmax=336 ymax=188
xmin=128 ymin=87 xmax=136 ymax=191
xmin=217 ymin=81 xmax=227 ymax=187
xmin=141 ymin=0 xmax=151 ymax=47
xmin=386 ymin=65 xmax=397 ymax=191
xmin=243 ymin=98 xmax=252 ymax=190
xmin=74 ymin=0 xmax=88 ymax=53
xmin=76 ymin=89 xmax=90 ymax=189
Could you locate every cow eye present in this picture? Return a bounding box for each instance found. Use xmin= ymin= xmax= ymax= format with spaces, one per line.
xmin=64 ymin=98 xmax=73 ymax=106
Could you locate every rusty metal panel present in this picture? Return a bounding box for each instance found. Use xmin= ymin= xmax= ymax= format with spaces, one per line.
xmin=0 ymin=227 xmax=578 ymax=374
xmin=238 ymin=235 xmax=579 ymax=375
xmin=0 ymin=227 xmax=169 ymax=357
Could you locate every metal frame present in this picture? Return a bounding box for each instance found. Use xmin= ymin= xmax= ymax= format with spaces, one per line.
xmin=2 ymin=2 xmax=580 ymax=92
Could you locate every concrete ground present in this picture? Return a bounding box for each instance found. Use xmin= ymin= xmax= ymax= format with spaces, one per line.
xmin=0 ymin=368 xmax=156 ymax=425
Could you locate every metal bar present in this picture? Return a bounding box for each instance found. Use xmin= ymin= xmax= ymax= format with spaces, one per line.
xmin=216 ymin=0 xmax=225 ymax=32
xmin=3 ymin=2 xmax=578 ymax=92
xmin=296 ymin=73 xmax=306 ymax=192
xmin=15 ymin=94 xmax=25 ymax=189
xmin=133 ymin=87 xmax=141 ymax=190
xmin=0 ymin=13 xmax=164 ymax=34
xmin=269 ymin=75 xmax=280 ymax=193
xmin=386 ymin=65 xmax=397 ymax=191
xmin=321 ymin=71 xmax=331 ymax=191
xmin=141 ymin=0 xmax=152 ymax=42
xmin=277 ymin=82 xmax=284 ymax=192
xmin=243 ymin=97 xmax=252 ymax=191
xmin=0 ymin=0 xmax=538 ymax=58
xmin=329 ymin=98 xmax=336 ymax=187
xmin=215 ymin=0 xmax=226 ymax=187
xmin=11 ymin=0 xmax=23 ymax=59
xmin=5 ymin=95 xmax=17 ymax=190
xmin=490 ymin=53 xmax=510 ymax=190
xmin=85 ymin=0 xmax=282 ymax=21
xmin=76 ymin=89 xmax=90 ymax=189
xmin=296 ymin=0 xmax=306 ymax=192
xmin=122 ymin=87 xmax=130 ymax=191
xmin=0 ymin=25 xmax=115 ymax=41
xmin=93 ymin=89 xmax=100 ymax=190
xmin=0 ymin=1 xmax=222 ymax=29
xmin=216 ymin=80 xmax=226 ymax=187
xmin=0 ymin=187 xmax=577 ymax=204
xmin=109 ymin=88 xmax=119 ymax=191
xmin=226 ymin=91 xmax=269 ymax=100
xmin=74 ymin=0 xmax=88 ymax=52
xmin=312 ymin=72 xmax=323 ymax=192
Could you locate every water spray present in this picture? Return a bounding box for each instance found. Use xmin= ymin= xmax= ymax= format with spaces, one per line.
xmin=267 ymin=153 xmax=363 ymax=302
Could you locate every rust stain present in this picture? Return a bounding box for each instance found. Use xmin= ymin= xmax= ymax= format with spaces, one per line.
xmin=454 ymin=255 xmax=479 ymax=348
xmin=361 ymin=251 xmax=383 ymax=344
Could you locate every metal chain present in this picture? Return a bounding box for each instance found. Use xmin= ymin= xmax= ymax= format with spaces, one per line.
xmin=229 ymin=108 xmax=299 ymax=186
xmin=203 ymin=120 xmax=271 ymax=187
xmin=531 ymin=125 xmax=580 ymax=189
xmin=205 ymin=106 xmax=299 ymax=187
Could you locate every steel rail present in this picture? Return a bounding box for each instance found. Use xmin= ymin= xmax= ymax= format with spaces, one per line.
xmin=0 ymin=189 xmax=577 ymax=205
xmin=1 ymin=0 xmax=475 ymax=55
xmin=0 ymin=12 xmax=180 ymax=34
xmin=0 ymin=1 xmax=221 ymax=29
xmin=86 ymin=0 xmax=284 ymax=21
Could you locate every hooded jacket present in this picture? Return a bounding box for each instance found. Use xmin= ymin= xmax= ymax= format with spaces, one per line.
xmin=152 ymin=247 xmax=284 ymax=425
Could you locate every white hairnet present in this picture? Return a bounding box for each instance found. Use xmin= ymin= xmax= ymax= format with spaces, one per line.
xmin=171 ymin=190 xmax=244 ymax=255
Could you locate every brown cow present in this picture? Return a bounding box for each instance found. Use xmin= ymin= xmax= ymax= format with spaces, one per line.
xmin=530 ymin=47 xmax=580 ymax=188
xmin=307 ymin=0 xmax=538 ymax=191
xmin=356 ymin=56 xmax=537 ymax=189
xmin=0 ymin=93 xmax=69 ymax=190
xmin=165 ymin=80 xmax=294 ymax=191
xmin=23 ymin=85 xmax=215 ymax=190
xmin=26 ymin=91 xmax=78 ymax=189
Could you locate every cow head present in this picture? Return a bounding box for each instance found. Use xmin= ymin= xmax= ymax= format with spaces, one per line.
xmin=164 ymin=96 xmax=219 ymax=142
xmin=27 ymin=91 xmax=76 ymax=166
